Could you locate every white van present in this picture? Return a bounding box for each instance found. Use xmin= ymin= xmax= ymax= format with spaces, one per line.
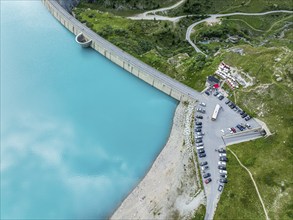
xmin=219 ymin=170 xmax=227 ymax=174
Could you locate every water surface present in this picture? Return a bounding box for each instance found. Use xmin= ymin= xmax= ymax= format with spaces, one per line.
xmin=0 ymin=1 xmax=177 ymax=219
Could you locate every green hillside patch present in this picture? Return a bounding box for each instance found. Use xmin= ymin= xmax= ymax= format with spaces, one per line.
xmin=77 ymin=0 xmax=179 ymax=16
xmin=214 ymin=151 xmax=265 ymax=220
xmin=73 ymin=8 xmax=216 ymax=90
xmin=163 ymin=0 xmax=293 ymax=17
xmin=214 ymin=46 xmax=293 ymax=219
xmin=191 ymin=14 xmax=293 ymax=56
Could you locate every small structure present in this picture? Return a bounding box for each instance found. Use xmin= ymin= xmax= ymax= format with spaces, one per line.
xmin=75 ymin=32 xmax=92 ymax=47
xmin=213 ymin=83 xmax=220 ymax=89
xmin=207 ymin=75 xmax=220 ymax=87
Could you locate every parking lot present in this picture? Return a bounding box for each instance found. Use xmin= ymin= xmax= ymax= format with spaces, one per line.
xmin=193 ymin=89 xmax=264 ymax=220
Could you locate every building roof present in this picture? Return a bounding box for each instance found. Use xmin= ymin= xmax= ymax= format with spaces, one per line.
xmin=207 ymin=75 xmax=220 ymax=84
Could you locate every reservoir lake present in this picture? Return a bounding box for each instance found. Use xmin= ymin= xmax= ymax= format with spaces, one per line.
xmin=1 ymin=1 xmax=177 ymax=219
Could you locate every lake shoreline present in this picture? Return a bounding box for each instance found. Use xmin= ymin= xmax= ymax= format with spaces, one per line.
xmin=111 ymin=101 xmax=205 ymax=219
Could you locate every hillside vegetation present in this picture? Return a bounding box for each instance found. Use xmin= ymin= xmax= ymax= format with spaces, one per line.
xmin=78 ymin=0 xmax=179 ymax=15
xmin=74 ymin=7 xmax=212 ymax=89
xmin=214 ymin=45 xmax=293 ymax=220
xmin=162 ymin=0 xmax=293 ymax=16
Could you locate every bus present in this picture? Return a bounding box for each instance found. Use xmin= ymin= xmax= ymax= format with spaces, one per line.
xmin=212 ymin=104 xmax=221 ymax=121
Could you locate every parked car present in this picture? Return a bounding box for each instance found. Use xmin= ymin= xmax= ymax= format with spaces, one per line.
xmin=219 ymin=153 xmax=227 ymax=157
xmin=218 ymin=184 xmax=223 ymax=192
xmin=196 ymin=115 xmax=203 ymax=119
xmin=236 ymin=125 xmax=244 ymax=131
xmin=228 ymin=128 xmax=233 ymax=134
xmin=196 ymin=143 xmax=204 ymax=147
xmin=205 ymin=91 xmax=210 ymax=96
xmin=231 ymin=127 xmax=236 ymax=133
xmin=200 ymin=102 xmax=206 ymax=107
xmin=201 ymin=165 xmax=209 ymax=171
xmin=220 ymin=178 xmax=228 ymax=183
xmin=195 ymin=128 xmax=202 ymax=132
xmin=225 ymin=100 xmax=230 ymax=104
xmin=199 ymin=153 xmax=206 ymax=158
xmin=218 ymin=95 xmax=224 ymax=100
xmin=218 ymin=161 xmax=226 ymax=166
xmin=240 ymin=111 xmax=246 ymax=115
xmin=196 ymin=132 xmax=204 ymax=136
xmin=245 ymin=123 xmax=251 ymax=129
xmin=218 ymin=148 xmax=226 ymax=153
xmin=220 ymin=174 xmax=227 ymax=178
xmin=218 ymin=165 xmax=226 ymax=170
xmin=237 ymin=108 xmax=243 ymax=113
xmin=220 ymin=156 xmax=228 ymax=162
xmin=200 ymin=161 xmax=208 ymax=166
xmin=197 ymin=108 xmax=206 ymax=114
xmin=205 ymin=178 xmax=212 ymax=184
xmin=196 ymin=146 xmax=204 ymax=150
xmin=196 ymin=136 xmax=203 ymax=139
xmin=241 ymin=113 xmax=248 ymax=118
xmin=203 ymin=173 xmax=211 ymax=178
xmin=214 ymin=91 xmax=219 ymax=96
xmin=245 ymin=115 xmax=251 ymax=121
xmin=198 ymin=149 xmax=205 ymax=154
xmin=219 ymin=170 xmax=227 ymax=174
xmin=195 ymin=125 xmax=202 ymax=129
xmin=196 ymin=139 xmax=202 ymax=143
xmin=196 ymin=122 xmax=202 ymax=125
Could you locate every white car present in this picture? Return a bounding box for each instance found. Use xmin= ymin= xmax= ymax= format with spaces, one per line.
xmin=218 ymin=161 xmax=227 ymax=166
xmin=219 ymin=170 xmax=227 ymax=174
xmin=200 ymin=102 xmax=206 ymax=107
xmin=201 ymin=166 xmax=209 ymax=171
xmin=228 ymin=128 xmax=233 ymax=134
xmin=219 ymin=153 xmax=227 ymax=157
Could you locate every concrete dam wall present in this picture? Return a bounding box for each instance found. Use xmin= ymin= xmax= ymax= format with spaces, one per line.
xmin=42 ymin=0 xmax=198 ymax=101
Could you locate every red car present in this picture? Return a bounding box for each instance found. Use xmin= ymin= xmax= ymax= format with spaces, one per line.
xmin=231 ymin=127 xmax=236 ymax=133
xmin=205 ymin=178 xmax=212 ymax=184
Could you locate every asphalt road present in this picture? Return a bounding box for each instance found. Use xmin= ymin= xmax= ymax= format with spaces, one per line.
xmin=194 ymin=89 xmax=263 ymax=220
xmin=186 ymin=10 xmax=293 ymax=55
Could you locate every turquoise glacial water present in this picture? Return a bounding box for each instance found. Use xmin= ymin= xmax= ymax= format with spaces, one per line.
xmin=0 ymin=1 xmax=177 ymax=219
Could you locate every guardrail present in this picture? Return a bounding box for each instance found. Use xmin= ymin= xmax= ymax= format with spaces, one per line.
xmin=42 ymin=0 xmax=200 ymax=101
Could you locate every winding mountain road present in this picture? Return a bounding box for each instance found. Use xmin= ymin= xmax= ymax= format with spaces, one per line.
xmin=127 ymin=0 xmax=187 ymax=22
xmin=186 ymin=10 xmax=293 ymax=55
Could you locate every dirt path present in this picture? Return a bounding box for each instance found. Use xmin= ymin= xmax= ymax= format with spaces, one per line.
xmin=228 ymin=148 xmax=270 ymax=220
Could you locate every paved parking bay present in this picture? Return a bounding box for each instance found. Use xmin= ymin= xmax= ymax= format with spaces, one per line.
xmin=194 ymin=91 xmax=264 ymax=220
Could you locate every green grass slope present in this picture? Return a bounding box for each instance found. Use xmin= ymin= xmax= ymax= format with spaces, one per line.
xmin=213 ymin=45 xmax=293 ymax=220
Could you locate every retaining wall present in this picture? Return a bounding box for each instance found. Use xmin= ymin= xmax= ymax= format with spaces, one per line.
xmin=42 ymin=0 xmax=197 ymax=102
